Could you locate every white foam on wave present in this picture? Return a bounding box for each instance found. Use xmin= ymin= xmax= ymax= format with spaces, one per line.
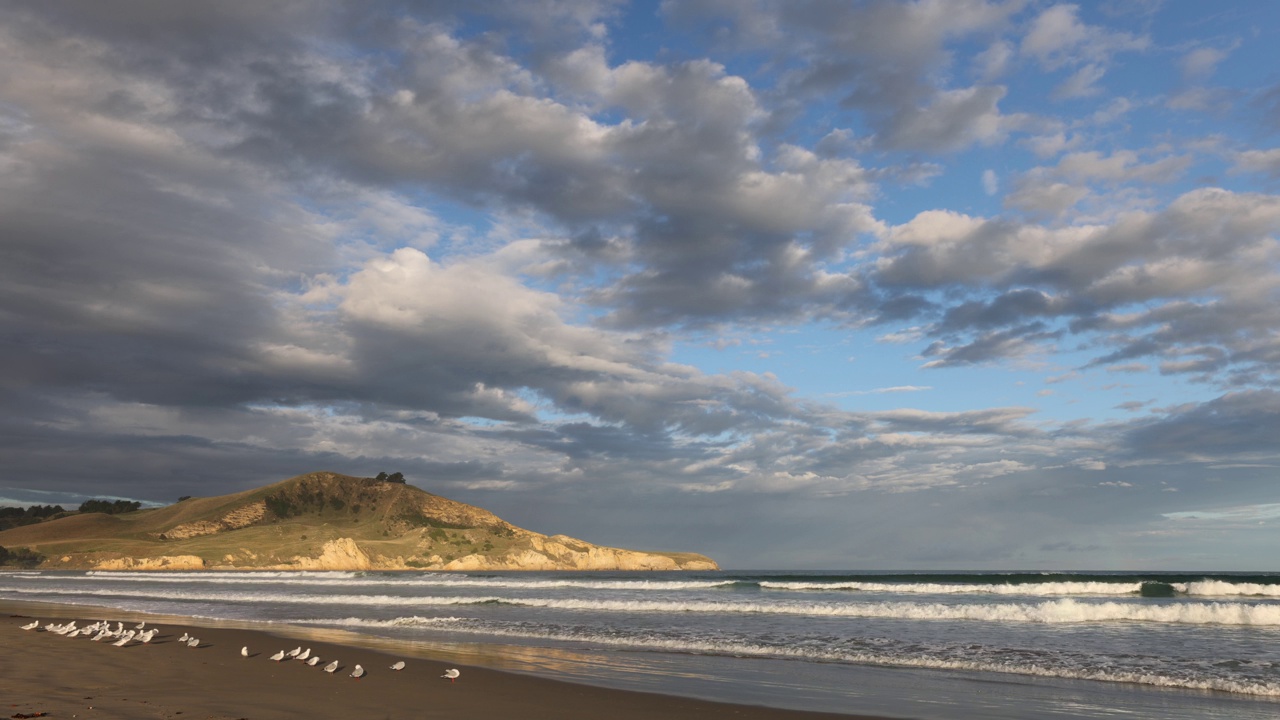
xmin=760 ymin=581 xmax=1148 ymax=596
xmin=300 ymin=615 xmax=1280 ymax=697
xmin=10 ymin=584 xmax=1280 ymax=626
xmin=1177 ymin=581 xmax=1280 ymax=597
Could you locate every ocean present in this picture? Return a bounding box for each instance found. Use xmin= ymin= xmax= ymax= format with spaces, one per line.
xmin=3 ymin=569 xmax=1279 ymax=719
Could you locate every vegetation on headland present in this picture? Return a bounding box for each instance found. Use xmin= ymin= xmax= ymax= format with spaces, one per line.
xmin=0 ymin=545 xmax=44 ymax=568
xmin=0 ymin=471 xmax=719 ymax=572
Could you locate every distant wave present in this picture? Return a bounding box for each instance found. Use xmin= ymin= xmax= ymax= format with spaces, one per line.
xmin=1181 ymin=581 xmax=1280 ymax=597
xmin=301 ymin=615 xmax=1280 ymax=697
xmin=761 ymin=579 xmax=1280 ymax=598
xmin=55 ymin=571 xmax=1280 ymax=598
xmin=74 ymin=571 xmax=736 ymax=591
xmin=10 ymin=585 xmax=1280 ymax=626
xmin=760 ymin=580 xmax=1149 ymax=595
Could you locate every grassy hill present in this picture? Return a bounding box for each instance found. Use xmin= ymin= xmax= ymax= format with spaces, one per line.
xmin=0 ymin=471 xmax=718 ymax=571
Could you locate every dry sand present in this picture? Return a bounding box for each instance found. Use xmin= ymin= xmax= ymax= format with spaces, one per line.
xmin=1 ymin=600 xmax=896 ymax=720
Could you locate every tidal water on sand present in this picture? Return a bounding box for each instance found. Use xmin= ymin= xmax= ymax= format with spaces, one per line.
xmin=4 ymin=569 xmax=1280 ymax=719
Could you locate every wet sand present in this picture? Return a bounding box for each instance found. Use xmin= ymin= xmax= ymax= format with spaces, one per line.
xmin=1 ymin=600 xmax=898 ymax=720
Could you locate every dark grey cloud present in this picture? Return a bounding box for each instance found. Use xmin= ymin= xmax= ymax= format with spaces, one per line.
xmin=1124 ymin=389 xmax=1280 ymax=460
xmin=868 ymin=189 xmax=1280 ymax=381
xmin=663 ymin=0 xmax=1023 ymax=152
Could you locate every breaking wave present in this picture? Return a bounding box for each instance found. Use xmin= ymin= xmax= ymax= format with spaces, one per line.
xmin=10 ymin=584 xmax=1280 ymax=626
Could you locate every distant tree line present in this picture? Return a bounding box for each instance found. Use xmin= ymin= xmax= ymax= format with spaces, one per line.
xmin=78 ymin=499 xmax=142 ymax=515
xmin=375 ymin=472 xmax=406 ymax=483
xmin=0 ymin=505 xmax=68 ymax=530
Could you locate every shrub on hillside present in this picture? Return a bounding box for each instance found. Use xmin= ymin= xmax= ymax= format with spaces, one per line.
xmin=0 ymin=545 xmax=44 ymax=568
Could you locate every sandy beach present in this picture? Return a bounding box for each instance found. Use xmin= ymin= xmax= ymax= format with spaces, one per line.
xmin=1 ymin=599 xmax=896 ymax=720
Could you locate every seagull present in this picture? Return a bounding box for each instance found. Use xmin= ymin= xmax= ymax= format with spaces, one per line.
xmin=112 ymin=634 xmax=132 ymax=647
xmin=19 ymin=621 xmax=39 ymax=630
xmin=350 ymin=664 xmax=365 ymax=679
xmin=91 ymin=630 xmax=110 ymax=641
xmin=307 ymin=656 xmax=321 ymax=666
xmin=323 ymin=660 xmax=339 ymax=673
xmin=140 ymin=629 xmax=156 ymax=643
xmin=187 ymin=637 xmax=200 ymax=648
xmin=389 ymin=661 xmax=405 ymax=671
xmin=296 ymin=648 xmax=311 ymax=661
xmin=241 ymin=646 xmax=250 ymax=658
xmin=135 ymin=621 xmax=146 ymax=630
xmin=269 ymin=650 xmax=286 ymax=662
xmin=179 ymin=632 xmax=189 ymax=642
xmin=441 ymin=668 xmax=460 ymax=683
xmin=286 ymin=646 xmax=302 ymax=659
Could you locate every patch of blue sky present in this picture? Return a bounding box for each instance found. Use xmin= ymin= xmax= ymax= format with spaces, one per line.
xmin=668 ymin=316 xmax=1220 ymax=428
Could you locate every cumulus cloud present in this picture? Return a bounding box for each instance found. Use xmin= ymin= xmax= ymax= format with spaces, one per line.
xmin=2 ymin=1 xmax=1280 ymax=568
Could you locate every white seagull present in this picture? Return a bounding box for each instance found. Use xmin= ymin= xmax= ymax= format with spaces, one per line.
xmin=19 ymin=621 xmax=39 ymax=630
xmin=389 ymin=661 xmax=405 ymax=671
xmin=241 ymin=646 xmax=250 ymax=658
xmin=135 ymin=621 xmax=146 ymax=630
xmin=306 ymin=656 xmax=321 ymax=666
xmin=441 ymin=668 xmax=460 ymax=683
xmin=112 ymin=633 xmax=133 ymax=647
xmin=323 ymin=660 xmax=340 ymax=673
xmin=286 ymin=646 xmax=302 ymax=659
xmin=296 ymin=648 xmax=311 ymax=661
xmin=187 ymin=637 xmax=200 ymax=648
xmin=179 ymin=632 xmax=189 ymax=642
xmin=269 ymin=650 xmax=286 ymax=662
xmin=350 ymin=664 xmax=365 ymax=679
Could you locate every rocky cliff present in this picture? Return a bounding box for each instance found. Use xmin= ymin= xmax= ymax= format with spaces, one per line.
xmin=0 ymin=471 xmax=718 ymax=572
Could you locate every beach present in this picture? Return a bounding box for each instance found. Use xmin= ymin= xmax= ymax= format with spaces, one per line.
xmin=1 ymin=599 xmax=890 ymax=720
xmin=4 ymin=570 xmax=1280 ymax=720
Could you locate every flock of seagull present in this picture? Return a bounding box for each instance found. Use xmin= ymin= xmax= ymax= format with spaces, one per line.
xmin=20 ymin=617 xmax=461 ymax=683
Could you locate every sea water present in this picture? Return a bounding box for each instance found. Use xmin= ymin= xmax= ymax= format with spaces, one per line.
xmin=3 ymin=570 xmax=1279 ymax=719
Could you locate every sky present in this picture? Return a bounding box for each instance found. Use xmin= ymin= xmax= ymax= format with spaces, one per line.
xmin=2 ymin=1 xmax=1279 ymax=570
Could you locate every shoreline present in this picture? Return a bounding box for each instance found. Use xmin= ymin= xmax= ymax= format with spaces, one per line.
xmin=0 ymin=598 xmax=901 ymax=720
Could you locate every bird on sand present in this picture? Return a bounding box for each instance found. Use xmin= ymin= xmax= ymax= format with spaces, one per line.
xmin=179 ymin=632 xmax=189 ymax=642
xmin=324 ymin=660 xmax=340 ymax=673
xmin=241 ymin=646 xmax=250 ymax=658
xmin=441 ymin=668 xmax=460 ymax=683
xmin=286 ymin=646 xmax=302 ymax=658
xmin=19 ymin=620 xmax=39 ymax=630
xmin=389 ymin=661 xmax=405 ymax=671
xmin=350 ymin=664 xmax=365 ymax=679
xmin=307 ymin=656 xmax=321 ymax=666
xmin=296 ymin=648 xmax=311 ymax=661
xmin=270 ymin=650 xmax=286 ymax=661
xmin=187 ymin=637 xmax=200 ymax=648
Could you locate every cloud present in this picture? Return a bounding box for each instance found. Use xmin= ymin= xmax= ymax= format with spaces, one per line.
xmin=1020 ymin=4 xmax=1148 ymax=71
xmin=1230 ymin=148 xmax=1280 ymax=178
xmin=1180 ymin=45 xmax=1232 ymax=84
xmin=874 ymin=188 xmax=1280 ymax=376
xmin=1125 ymin=390 xmax=1280 ymax=460
xmin=665 ymin=0 xmax=1024 ymax=153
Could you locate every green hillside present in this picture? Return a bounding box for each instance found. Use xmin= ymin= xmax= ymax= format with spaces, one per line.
xmin=0 ymin=471 xmax=718 ymax=571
